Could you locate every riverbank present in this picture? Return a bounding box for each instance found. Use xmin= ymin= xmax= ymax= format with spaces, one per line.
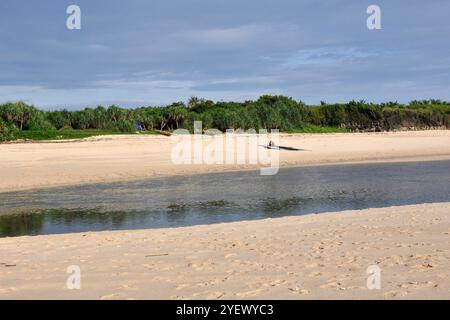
xmin=1 ymin=202 xmax=449 ymax=299
xmin=0 ymin=130 xmax=449 ymax=192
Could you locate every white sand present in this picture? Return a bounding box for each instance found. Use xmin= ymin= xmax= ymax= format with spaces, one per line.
xmin=0 ymin=130 xmax=449 ymax=192
xmin=1 ymin=131 xmax=449 ymax=299
xmin=0 ymin=203 xmax=449 ymax=300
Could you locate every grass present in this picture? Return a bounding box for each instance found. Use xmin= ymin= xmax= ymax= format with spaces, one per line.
xmin=12 ymin=129 xmax=157 ymax=141
xmin=5 ymin=123 xmax=347 ymax=142
xmin=287 ymin=123 xmax=348 ymax=134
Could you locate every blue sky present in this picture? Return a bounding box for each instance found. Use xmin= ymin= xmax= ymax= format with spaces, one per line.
xmin=1 ymin=0 xmax=449 ymax=109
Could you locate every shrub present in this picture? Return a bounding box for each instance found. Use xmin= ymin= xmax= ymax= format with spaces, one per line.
xmin=27 ymin=110 xmax=55 ymax=130
xmin=0 ymin=118 xmax=19 ymax=141
xmin=112 ymin=119 xmax=135 ymax=133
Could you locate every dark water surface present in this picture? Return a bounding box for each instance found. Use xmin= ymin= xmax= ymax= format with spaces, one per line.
xmin=0 ymin=160 xmax=449 ymax=237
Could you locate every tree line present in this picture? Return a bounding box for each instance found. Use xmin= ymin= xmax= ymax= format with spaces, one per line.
xmin=1 ymin=96 xmax=449 ymax=141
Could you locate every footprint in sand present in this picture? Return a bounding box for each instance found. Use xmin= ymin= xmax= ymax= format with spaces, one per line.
xmin=267 ymin=279 xmax=286 ymax=287
xmin=169 ymin=294 xmax=188 ymax=299
xmin=320 ymin=280 xmax=347 ymax=290
xmin=100 ymin=293 xmax=120 ymax=300
xmin=383 ymin=290 xmax=409 ymax=298
xmin=0 ymin=287 xmax=17 ymax=293
xmin=288 ymin=287 xmax=310 ymax=295
xmin=187 ymin=260 xmax=216 ymax=271
xmin=193 ymin=291 xmax=226 ymax=299
xmin=119 ymin=284 xmax=137 ymax=291
xmin=397 ymin=281 xmax=436 ymax=290
xmin=305 ymin=262 xmax=320 ymax=268
xmin=175 ymin=283 xmax=191 ymax=291
xmin=235 ymin=289 xmax=264 ymax=297
xmin=209 ymin=292 xmax=226 ymax=299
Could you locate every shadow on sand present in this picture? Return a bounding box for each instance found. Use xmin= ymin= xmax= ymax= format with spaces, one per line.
xmin=259 ymin=145 xmax=309 ymax=151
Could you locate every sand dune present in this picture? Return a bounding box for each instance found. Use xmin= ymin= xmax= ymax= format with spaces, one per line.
xmin=0 ymin=203 xmax=449 ymax=299
xmin=0 ymin=130 xmax=450 ymax=192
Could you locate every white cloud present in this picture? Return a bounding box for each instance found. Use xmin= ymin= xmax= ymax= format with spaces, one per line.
xmin=282 ymin=47 xmax=377 ymax=67
xmin=172 ymin=23 xmax=302 ymax=48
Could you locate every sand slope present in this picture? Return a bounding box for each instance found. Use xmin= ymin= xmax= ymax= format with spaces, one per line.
xmin=1 ymin=203 xmax=449 ymax=299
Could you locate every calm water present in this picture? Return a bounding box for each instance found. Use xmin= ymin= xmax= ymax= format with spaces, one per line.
xmin=0 ymin=160 xmax=449 ymax=237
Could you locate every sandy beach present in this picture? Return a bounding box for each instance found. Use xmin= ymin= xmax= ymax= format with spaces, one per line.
xmin=3 ymin=0 xmax=450 ymax=305
xmin=1 ymin=130 xmax=449 ymax=300
xmin=0 ymin=203 xmax=449 ymax=299
xmin=1 ymin=130 xmax=450 ymax=192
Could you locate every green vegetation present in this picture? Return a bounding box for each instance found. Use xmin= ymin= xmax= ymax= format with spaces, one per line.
xmin=1 ymin=97 xmax=449 ymax=142
xmin=287 ymin=123 xmax=348 ymax=134
xmin=13 ymin=129 xmax=131 ymax=141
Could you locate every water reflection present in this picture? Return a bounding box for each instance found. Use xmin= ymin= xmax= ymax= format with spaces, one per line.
xmin=0 ymin=160 xmax=449 ymax=237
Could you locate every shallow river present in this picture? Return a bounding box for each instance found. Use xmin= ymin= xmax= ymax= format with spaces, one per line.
xmin=0 ymin=160 xmax=449 ymax=237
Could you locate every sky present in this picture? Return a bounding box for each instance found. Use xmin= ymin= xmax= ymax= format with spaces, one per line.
xmin=0 ymin=0 xmax=449 ymax=109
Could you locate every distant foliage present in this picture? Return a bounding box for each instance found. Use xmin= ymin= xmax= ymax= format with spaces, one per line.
xmin=0 ymin=97 xmax=449 ymax=141
xmin=306 ymin=100 xmax=450 ymax=131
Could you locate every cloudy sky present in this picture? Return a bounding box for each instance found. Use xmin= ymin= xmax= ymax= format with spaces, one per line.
xmin=1 ymin=0 xmax=449 ymax=109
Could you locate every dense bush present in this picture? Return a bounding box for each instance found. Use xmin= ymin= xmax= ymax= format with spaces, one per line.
xmin=113 ymin=119 xmax=135 ymax=133
xmin=0 ymin=118 xmax=19 ymax=141
xmin=0 ymin=97 xmax=449 ymax=141
xmin=306 ymin=100 xmax=450 ymax=131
